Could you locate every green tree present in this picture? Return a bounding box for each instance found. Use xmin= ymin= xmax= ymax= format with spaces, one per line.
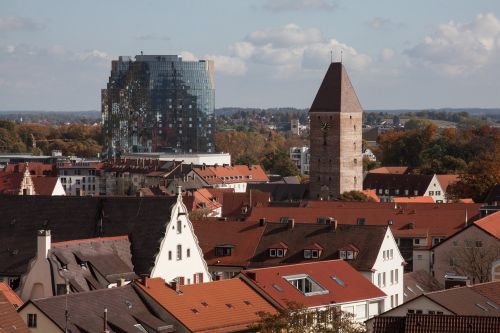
xmin=261 ymin=150 xmax=300 ymax=176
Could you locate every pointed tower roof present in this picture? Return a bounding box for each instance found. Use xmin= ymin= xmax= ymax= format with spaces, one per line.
xmin=309 ymin=62 xmax=363 ymax=113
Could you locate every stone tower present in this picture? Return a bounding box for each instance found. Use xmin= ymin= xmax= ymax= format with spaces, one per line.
xmin=309 ymin=63 xmax=363 ymax=200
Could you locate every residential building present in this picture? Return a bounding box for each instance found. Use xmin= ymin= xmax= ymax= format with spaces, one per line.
xmin=309 ymin=62 xmax=363 ymax=200
xmin=363 ymin=148 xmax=377 ymax=162
xmin=364 ymin=173 xmax=447 ymax=203
xmin=57 ymin=161 xmax=102 ymax=196
xmin=432 ymin=211 xmax=500 ymax=286
xmin=188 ymin=164 xmax=268 ymax=193
xmin=194 ymin=219 xmax=404 ymax=312
xmin=370 ymin=314 xmax=500 ymax=333
xmin=290 ymin=118 xmax=300 ymax=135
xmin=0 ymin=194 xmax=210 ymax=294
xmin=289 ymin=146 xmax=310 ymax=175
xmin=134 ymin=277 xmax=277 ymax=333
xmin=240 ymin=260 xmax=387 ymax=322
xmin=19 ymin=232 xmax=136 ymax=300
xmin=121 ymin=152 xmax=231 ymax=165
xmin=366 ymin=281 xmax=500 ymax=332
xmin=102 ymin=54 xmax=215 ymax=157
xmin=18 ymin=285 xmax=173 ymax=333
xmin=246 ymin=201 xmax=482 ymax=272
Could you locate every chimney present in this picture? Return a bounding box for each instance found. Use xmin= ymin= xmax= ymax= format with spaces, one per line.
xmin=102 ymin=308 xmax=109 ymax=333
xmin=331 ymin=219 xmax=338 ymax=231
xmin=141 ymin=275 xmax=149 ymax=288
xmin=37 ymin=230 xmax=51 ymax=259
xmin=288 ymin=218 xmax=295 ymax=229
xmin=259 ymin=218 xmax=266 ymax=226
xmin=117 ymin=278 xmax=126 ymax=287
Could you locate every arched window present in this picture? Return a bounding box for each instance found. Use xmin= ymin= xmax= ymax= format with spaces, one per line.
xmin=177 ymin=220 xmax=182 ymax=234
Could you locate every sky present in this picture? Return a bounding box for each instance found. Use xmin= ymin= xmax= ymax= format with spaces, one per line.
xmin=1 ymin=0 xmax=500 ymax=111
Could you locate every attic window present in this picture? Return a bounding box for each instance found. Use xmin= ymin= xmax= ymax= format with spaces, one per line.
xmin=284 ymin=274 xmax=329 ymax=296
xmin=279 ymin=216 xmax=289 ymax=224
xmin=331 ymin=276 xmax=346 ymax=287
xmin=357 ymin=218 xmax=365 ymax=225
xmin=215 ymin=245 xmax=234 ymax=257
xmin=269 ymin=248 xmax=286 ymax=257
xmin=304 ymin=249 xmax=320 ymax=259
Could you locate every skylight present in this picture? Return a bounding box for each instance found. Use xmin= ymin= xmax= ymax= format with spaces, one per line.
xmin=476 ymin=303 xmax=489 ymax=311
xmin=133 ymin=324 xmax=148 ymax=333
xmin=330 ymin=276 xmax=346 ymax=287
xmin=272 ymin=284 xmax=283 ymax=292
xmin=284 ymin=274 xmax=329 ymax=296
xmin=487 ymin=301 xmax=499 ymax=309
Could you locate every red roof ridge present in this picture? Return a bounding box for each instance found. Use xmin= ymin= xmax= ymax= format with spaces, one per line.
xmin=52 ymin=235 xmax=129 ymax=247
xmin=242 ymin=259 xmax=345 ymax=273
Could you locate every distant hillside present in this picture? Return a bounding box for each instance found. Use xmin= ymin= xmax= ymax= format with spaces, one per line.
xmin=0 ymin=110 xmax=100 ymax=124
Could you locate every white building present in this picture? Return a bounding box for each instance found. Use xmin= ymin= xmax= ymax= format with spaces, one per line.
xmin=289 ymin=146 xmax=310 ymax=175
xmin=57 ymin=161 xmax=101 ymax=196
xmin=121 ymin=152 xmax=231 ymax=165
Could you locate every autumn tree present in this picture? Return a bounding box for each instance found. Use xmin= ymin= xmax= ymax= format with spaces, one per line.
xmin=339 ymin=191 xmax=375 ymax=202
xmin=253 ymin=301 xmax=366 ymax=333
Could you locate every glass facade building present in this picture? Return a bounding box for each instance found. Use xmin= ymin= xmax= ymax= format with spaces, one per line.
xmin=102 ymin=55 xmax=215 ymax=157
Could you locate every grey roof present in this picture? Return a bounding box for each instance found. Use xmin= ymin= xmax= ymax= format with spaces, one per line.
xmin=28 ymin=285 xmax=173 ymax=333
xmin=247 ymin=183 xmax=309 ymax=202
xmin=403 ymin=270 xmax=442 ymax=303
xmin=0 ymin=196 xmax=177 ymax=277
xmin=363 ymin=173 xmax=434 ymax=196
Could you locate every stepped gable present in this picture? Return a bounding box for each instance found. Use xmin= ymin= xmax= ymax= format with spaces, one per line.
xmin=0 ymin=195 xmax=177 ymax=277
xmin=309 ymin=62 xmax=363 ymax=113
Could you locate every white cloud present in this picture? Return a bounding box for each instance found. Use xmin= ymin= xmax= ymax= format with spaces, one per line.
xmin=246 ymin=24 xmax=323 ymax=47
xmin=230 ymin=42 xmax=255 ymax=59
xmin=179 ymin=51 xmax=198 ymax=61
xmin=0 ymin=16 xmax=43 ymax=31
xmin=380 ymin=48 xmax=395 ymax=61
xmin=263 ymin=0 xmax=336 ymax=12
xmin=406 ymin=13 xmax=500 ymax=76
xmin=302 ymin=39 xmax=372 ymax=70
xmin=206 ymin=55 xmax=247 ymax=76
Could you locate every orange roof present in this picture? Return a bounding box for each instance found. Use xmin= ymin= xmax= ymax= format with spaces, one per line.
xmin=0 ymin=282 xmax=23 ymax=309
xmin=393 ymin=196 xmax=435 ymax=203
xmin=52 ymin=235 xmax=129 ymax=247
xmin=3 ymin=162 xmax=56 ymax=176
xmin=0 ymin=293 xmax=30 ymax=333
xmin=136 ymin=278 xmax=277 ymax=333
xmin=361 ymin=189 xmax=380 ymax=202
xmin=192 ymin=188 xmax=222 ymax=211
xmin=368 ymin=166 xmax=409 ymax=174
xmin=241 ymin=260 xmax=386 ymax=308
xmin=474 ymin=212 xmax=500 ymax=239
xmin=436 ymin=174 xmax=459 ymax=193
xmin=193 ymin=165 xmax=268 ymax=185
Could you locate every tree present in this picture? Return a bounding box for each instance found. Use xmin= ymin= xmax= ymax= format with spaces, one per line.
xmin=446 ymin=239 xmax=500 ymax=284
xmin=253 ymin=301 xmax=366 ymax=333
xmin=261 ymin=150 xmax=300 ymax=176
xmin=339 ymin=191 xmax=375 ymax=202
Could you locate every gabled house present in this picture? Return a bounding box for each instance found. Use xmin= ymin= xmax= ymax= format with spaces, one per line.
xmin=0 ymin=193 xmax=210 ymax=298
xmin=363 ymin=173 xmax=446 ymax=203
xmin=194 ymin=219 xmax=404 ymax=312
xmin=134 ymin=277 xmax=278 ymax=333
xmin=366 ymin=281 xmax=500 ymax=333
xmin=0 ymin=165 xmax=35 ymax=195
xmin=240 ymin=260 xmax=387 ymax=322
xmin=188 ymin=164 xmax=269 ymax=193
xmin=18 ymin=285 xmax=174 ymax=333
xmin=432 ymin=211 xmax=500 ymax=286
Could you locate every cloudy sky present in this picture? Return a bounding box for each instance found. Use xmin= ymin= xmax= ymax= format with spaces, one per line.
xmin=1 ymin=0 xmax=500 ymax=110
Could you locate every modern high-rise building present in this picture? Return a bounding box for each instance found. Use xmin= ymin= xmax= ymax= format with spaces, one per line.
xmin=309 ymin=62 xmax=363 ymax=200
xmin=101 ymin=55 xmax=215 ymax=157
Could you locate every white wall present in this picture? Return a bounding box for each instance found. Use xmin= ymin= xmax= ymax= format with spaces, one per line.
xmin=413 ymin=249 xmax=431 ymax=273
xmin=381 ymin=296 xmax=451 ymax=316
xmin=424 ymin=175 xmax=445 ymax=203
xmin=150 ymin=192 xmax=212 ymax=284
xmin=19 ymin=303 xmax=63 ymax=333
xmin=51 ymin=179 xmax=66 ymax=196
xmin=369 ymin=228 xmax=405 ymax=312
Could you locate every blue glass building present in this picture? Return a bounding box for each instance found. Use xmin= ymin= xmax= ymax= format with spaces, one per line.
xmin=102 ymin=55 xmax=215 ymax=157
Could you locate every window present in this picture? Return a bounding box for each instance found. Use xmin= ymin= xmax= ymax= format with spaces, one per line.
xmin=168 ymin=251 xmax=172 ymax=260
xmin=395 ymin=269 xmax=399 ymax=283
xmin=476 ymin=241 xmax=483 ymax=247
xmin=407 ymin=309 xmax=415 ymax=314
xmin=194 ymin=273 xmax=203 ymax=284
xmin=395 ymin=189 xmax=400 ymax=195
xmin=346 ymin=251 xmax=354 ymax=260
xmin=390 ymin=295 xmax=394 ymax=308
xmin=215 ymin=246 xmax=233 ymax=257
xmin=414 ymin=238 xmax=420 ymax=245
xmin=416 ymin=310 xmax=423 ymax=314
xmin=383 ymin=272 xmax=386 ymax=287
xmin=177 ymin=245 xmax=182 ymax=260
xmin=27 ymin=314 xmax=37 ymax=328
xmin=390 ymin=270 xmax=394 ymax=284
xmin=304 ymin=250 xmax=311 ymax=259
xmin=187 ymin=248 xmax=190 ymax=258
xmin=177 ymin=220 xmax=182 ymax=234
xmin=284 ymin=274 xmax=328 ymax=296
xmin=276 ymin=249 xmax=284 ymax=257
xmin=390 ymin=249 xmax=394 ymax=259
xmin=339 ymin=250 xmax=346 ymax=259
xmin=377 ymin=273 xmax=381 ymax=287
xmin=428 ymin=310 xmax=435 ymax=315
xmin=395 ymin=294 xmax=399 ymax=306
xmin=429 ymin=191 xmax=434 ymax=195
xmin=436 ymin=191 xmax=441 ymax=195
xmin=269 ymin=249 xmax=277 ymax=257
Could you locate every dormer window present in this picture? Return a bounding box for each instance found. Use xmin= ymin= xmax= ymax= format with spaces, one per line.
xmin=303 ymin=243 xmax=323 ymax=259
xmin=338 ymin=244 xmax=359 ymax=260
xmin=215 ymin=244 xmax=234 ymax=257
xmin=269 ymin=242 xmax=288 ymax=257
xmin=284 ymin=274 xmax=329 ymax=296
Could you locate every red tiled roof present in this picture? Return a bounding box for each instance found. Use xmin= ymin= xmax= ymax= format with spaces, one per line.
xmin=369 ymin=166 xmax=409 ymax=174
xmin=247 ymin=202 xmax=481 ymax=241
xmin=136 ymin=278 xmax=277 ymax=333
xmin=192 ymin=220 xmax=265 ymax=267
xmin=436 ymin=174 xmax=459 ymax=193
xmin=3 ymin=162 xmax=56 ymax=176
xmin=193 ymin=165 xmax=269 ymax=185
xmin=0 ymin=173 xmax=22 ymax=195
xmin=473 ymin=211 xmax=500 ymax=239
xmin=241 ymin=260 xmax=385 ymax=308
xmin=222 ymin=191 xmax=270 ymax=218
xmin=0 ymin=282 xmax=23 ymax=309
xmin=32 ymin=177 xmax=59 ymax=195
xmin=361 ymin=189 xmax=381 ymax=202
xmin=191 ymin=188 xmax=222 ymax=211
xmin=0 ymin=293 xmax=30 ymax=333
xmin=393 ymin=196 xmax=434 ymax=203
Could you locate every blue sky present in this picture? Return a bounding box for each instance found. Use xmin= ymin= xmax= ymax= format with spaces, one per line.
xmin=1 ymin=0 xmax=500 ymax=110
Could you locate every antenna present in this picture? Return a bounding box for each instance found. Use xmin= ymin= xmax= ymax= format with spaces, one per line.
xmin=330 ymin=50 xmax=333 ymax=63
xmin=340 ymin=50 xmax=343 ymax=63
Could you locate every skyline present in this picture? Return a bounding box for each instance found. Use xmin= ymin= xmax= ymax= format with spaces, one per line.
xmin=1 ymin=0 xmax=500 ymax=111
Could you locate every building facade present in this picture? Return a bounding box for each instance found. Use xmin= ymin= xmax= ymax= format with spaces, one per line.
xmin=102 ymin=54 xmax=215 ymax=157
xmin=289 ymin=146 xmax=310 ymax=175
xmin=309 ymin=63 xmax=363 ymax=200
